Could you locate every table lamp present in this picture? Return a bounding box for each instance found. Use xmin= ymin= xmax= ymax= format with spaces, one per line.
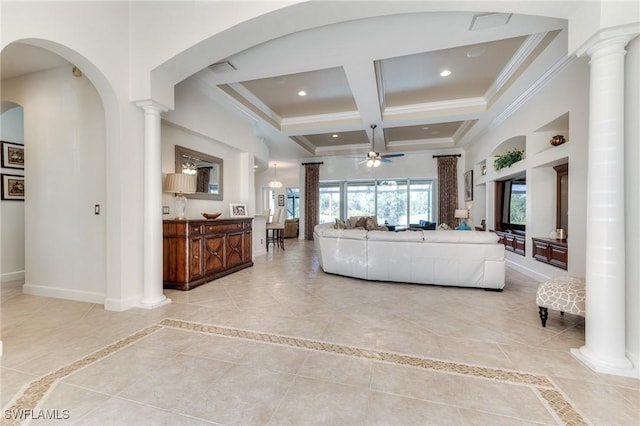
xmin=454 ymin=209 xmax=471 ymax=230
xmin=164 ymin=173 xmax=195 ymax=220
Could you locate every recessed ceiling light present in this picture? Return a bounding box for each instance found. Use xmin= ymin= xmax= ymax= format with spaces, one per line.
xmin=467 ymin=46 xmax=487 ymax=58
xmin=431 ymin=131 xmax=441 ymax=135
xmin=297 ymin=90 xmax=307 ymax=97
xmin=332 ymin=134 xmax=339 ymax=138
xmin=440 ymin=70 xmax=451 ymax=77
xmin=422 ymin=126 xmax=430 ymax=130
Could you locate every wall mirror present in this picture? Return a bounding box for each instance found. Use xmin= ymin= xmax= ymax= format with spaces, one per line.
xmin=175 ymin=145 xmax=223 ymax=201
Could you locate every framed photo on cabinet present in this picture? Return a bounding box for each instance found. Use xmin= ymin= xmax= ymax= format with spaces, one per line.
xmin=1 ymin=174 xmax=24 ymax=201
xmin=1 ymin=141 xmax=24 ymax=169
xmin=230 ymin=203 xmax=248 ymax=217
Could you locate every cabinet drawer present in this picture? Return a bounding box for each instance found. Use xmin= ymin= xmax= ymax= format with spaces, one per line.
xmin=204 ymin=223 xmax=244 ymax=234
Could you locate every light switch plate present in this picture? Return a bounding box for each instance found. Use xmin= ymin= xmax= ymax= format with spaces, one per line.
xmin=162 ymin=206 xmax=170 ymax=215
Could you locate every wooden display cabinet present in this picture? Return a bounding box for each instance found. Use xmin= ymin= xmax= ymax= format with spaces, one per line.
xmin=163 ymin=218 xmax=253 ymax=290
xmin=532 ymin=237 xmax=568 ymax=270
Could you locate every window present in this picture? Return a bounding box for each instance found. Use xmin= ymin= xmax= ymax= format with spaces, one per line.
xmin=408 ymin=179 xmax=434 ymax=225
xmin=319 ymin=182 xmax=341 ymax=224
xmin=346 ymin=181 xmax=376 ymax=218
xmin=319 ymin=178 xmax=435 ymax=227
xmin=496 ymin=174 xmax=526 ymax=231
xmin=286 ymin=187 xmax=300 ymax=218
xmin=376 ymin=180 xmax=407 ymax=225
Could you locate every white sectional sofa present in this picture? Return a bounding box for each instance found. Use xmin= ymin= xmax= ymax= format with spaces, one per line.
xmin=313 ymin=223 xmax=506 ymax=290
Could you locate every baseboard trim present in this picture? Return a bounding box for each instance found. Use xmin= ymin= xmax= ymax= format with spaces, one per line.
xmin=104 ymin=295 xmax=142 ymax=312
xmin=22 ymin=284 xmax=105 ymax=305
xmin=1 ymin=271 xmax=25 ymax=283
xmin=505 ymin=259 xmax=550 ymax=282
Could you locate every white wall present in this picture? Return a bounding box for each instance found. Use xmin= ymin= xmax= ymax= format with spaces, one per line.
xmin=1 ymin=67 xmax=107 ymax=302
xmin=0 ymin=105 xmax=25 ymax=283
xmin=160 ymin=121 xmax=243 ymax=219
xmin=162 ymin=78 xmax=269 ymax=217
xmin=466 ymin=57 xmax=589 ymax=280
xmin=624 ymin=35 xmax=640 ymax=369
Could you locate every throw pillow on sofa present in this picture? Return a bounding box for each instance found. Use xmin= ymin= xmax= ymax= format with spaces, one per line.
xmin=334 ymin=218 xmax=347 ymax=229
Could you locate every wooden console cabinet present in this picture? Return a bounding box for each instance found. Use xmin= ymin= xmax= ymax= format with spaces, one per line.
xmin=532 ymin=237 xmax=568 ymax=270
xmin=492 ymin=230 xmax=526 ymax=256
xmin=163 ymin=218 xmax=253 ymax=290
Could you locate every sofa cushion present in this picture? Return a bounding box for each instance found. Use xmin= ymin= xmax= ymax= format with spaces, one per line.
xmin=368 ymin=230 xmax=425 ymax=242
xmin=314 ymin=224 xmax=368 ymax=240
xmin=423 ymin=230 xmax=499 ymax=244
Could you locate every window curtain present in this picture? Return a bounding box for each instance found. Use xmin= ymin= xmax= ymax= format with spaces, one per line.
xmin=437 ymin=156 xmax=458 ymax=228
xmin=303 ymin=163 xmax=321 ymax=240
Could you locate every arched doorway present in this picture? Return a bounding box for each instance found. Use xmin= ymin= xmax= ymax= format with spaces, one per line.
xmin=1 ymin=41 xmax=117 ymax=306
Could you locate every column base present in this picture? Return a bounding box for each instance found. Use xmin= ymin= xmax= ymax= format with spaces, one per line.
xmin=571 ymin=346 xmax=638 ymax=379
xmin=137 ymin=295 xmax=171 ymax=310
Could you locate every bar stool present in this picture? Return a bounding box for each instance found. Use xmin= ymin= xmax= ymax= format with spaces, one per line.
xmin=266 ymin=208 xmax=285 ymax=251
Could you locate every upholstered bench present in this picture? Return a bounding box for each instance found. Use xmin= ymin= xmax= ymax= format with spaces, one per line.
xmin=536 ymin=276 xmax=586 ymax=327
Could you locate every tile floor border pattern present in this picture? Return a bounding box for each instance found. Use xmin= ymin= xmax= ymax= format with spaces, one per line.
xmin=4 ymin=318 xmax=588 ymax=426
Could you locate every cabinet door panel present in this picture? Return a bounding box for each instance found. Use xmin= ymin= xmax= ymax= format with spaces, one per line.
xmin=226 ymin=232 xmax=244 ymax=268
xmin=203 ymin=235 xmax=225 ymax=273
xmin=242 ymin=231 xmax=252 ymax=262
xmin=190 ymin=237 xmax=203 ymax=278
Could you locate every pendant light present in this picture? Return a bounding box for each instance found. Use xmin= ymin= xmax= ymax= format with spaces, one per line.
xmin=268 ymin=163 xmax=283 ymax=188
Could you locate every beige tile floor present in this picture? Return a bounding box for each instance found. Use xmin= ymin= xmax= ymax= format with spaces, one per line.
xmin=1 ymin=239 xmax=638 ymax=425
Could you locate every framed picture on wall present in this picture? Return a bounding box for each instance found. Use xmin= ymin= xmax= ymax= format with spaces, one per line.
xmin=230 ymin=203 xmax=248 ymax=217
xmin=1 ymin=141 xmax=24 ymax=169
xmin=464 ymin=170 xmax=473 ymax=201
xmin=1 ymin=174 xmax=25 ymax=201
xmin=278 ymin=194 xmax=285 ymax=207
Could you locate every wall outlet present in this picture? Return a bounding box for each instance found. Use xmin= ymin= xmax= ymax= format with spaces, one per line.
xmin=94 ymin=204 xmax=100 ymax=215
xmin=162 ymin=206 xmax=170 ymax=215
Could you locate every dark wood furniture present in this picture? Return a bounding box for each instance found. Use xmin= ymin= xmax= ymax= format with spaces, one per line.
xmin=492 ymin=230 xmax=526 ymax=256
xmin=532 ymin=237 xmax=568 ymax=270
xmin=163 ymin=218 xmax=253 ymax=290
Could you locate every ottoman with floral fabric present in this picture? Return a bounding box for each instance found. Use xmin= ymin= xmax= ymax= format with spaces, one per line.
xmin=535 ymin=276 xmax=585 ymax=327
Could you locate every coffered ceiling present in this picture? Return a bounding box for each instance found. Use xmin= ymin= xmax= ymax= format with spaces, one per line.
xmin=193 ymin=10 xmax=567 ymax=161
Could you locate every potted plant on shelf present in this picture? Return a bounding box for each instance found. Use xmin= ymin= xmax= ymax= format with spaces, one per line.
xmin=494 ymin=148 xmax=525 ymax=171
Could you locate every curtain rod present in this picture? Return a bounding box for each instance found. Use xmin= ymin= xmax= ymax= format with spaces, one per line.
xmin=432 ymin=154 xmax=461 ymax=158
xmin=301 ymin=161 xmax=324 ymax=165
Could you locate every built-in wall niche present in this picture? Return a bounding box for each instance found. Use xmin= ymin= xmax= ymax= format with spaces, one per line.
xmin=494 ymin=172 xmax=526 ymax=233
xmin=531 ymin=112 xmax=569 ymax=156
xmin=489 ymin=135 xmax=526 ymax=174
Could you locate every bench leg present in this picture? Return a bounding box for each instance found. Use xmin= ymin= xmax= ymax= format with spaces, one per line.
xmin=538 ymin=306 xmax=548 ymax=327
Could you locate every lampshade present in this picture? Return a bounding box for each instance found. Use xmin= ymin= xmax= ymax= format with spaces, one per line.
xmin=164 ymin=173 xmax=195 ymax=194
xmin=454 ymin=209 xmax=469 ymax=219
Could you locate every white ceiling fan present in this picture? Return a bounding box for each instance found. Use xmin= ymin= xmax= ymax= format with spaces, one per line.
xmin=360 ymin=124 xmax=404 ymax=167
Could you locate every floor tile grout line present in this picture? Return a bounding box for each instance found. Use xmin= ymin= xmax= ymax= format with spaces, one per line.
xmin=2 ymin=317 xmax=588 ymax=426
xmin=159 ymin=318 xmax=554 ymax=387
xmin=159 ymin=317 xmax=590 ymax=426
xmin=1 ymin=325 xmax=162 ymax=426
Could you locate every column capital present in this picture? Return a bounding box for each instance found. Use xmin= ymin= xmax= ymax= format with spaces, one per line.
xmin=575 ymin=23 xmax=639 ymax=57
xmin=135 ymin=99 xmax=170 ymax=114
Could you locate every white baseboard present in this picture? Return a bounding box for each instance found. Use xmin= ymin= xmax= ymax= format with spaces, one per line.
xmin=22 ymin=284 xmax=105 ymax=305
xmin=505 ymin=259 xmax=550 ymax=282
xmin=104 ymin=295 xmax=143 ymax=312
xmin=253 ymin=248 xmax=267 ymax=257
xmin=1 ymin=270 xmax=25 ymax=283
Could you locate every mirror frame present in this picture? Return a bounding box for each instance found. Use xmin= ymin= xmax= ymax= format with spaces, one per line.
xmin=174 ymin=145 xmax=224 ymax=201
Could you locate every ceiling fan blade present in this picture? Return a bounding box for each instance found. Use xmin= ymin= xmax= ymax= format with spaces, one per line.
xmin=380 ymin=153 xmax=405 ymax=159
xmin=380 ymin=158 xmax=393 ymax=163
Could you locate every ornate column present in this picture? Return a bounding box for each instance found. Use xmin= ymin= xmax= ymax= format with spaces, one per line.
xmin=137 ymin=100 xmax=171 ymax=309
xmin=572 ymin=35 xmax=634 ymax=376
